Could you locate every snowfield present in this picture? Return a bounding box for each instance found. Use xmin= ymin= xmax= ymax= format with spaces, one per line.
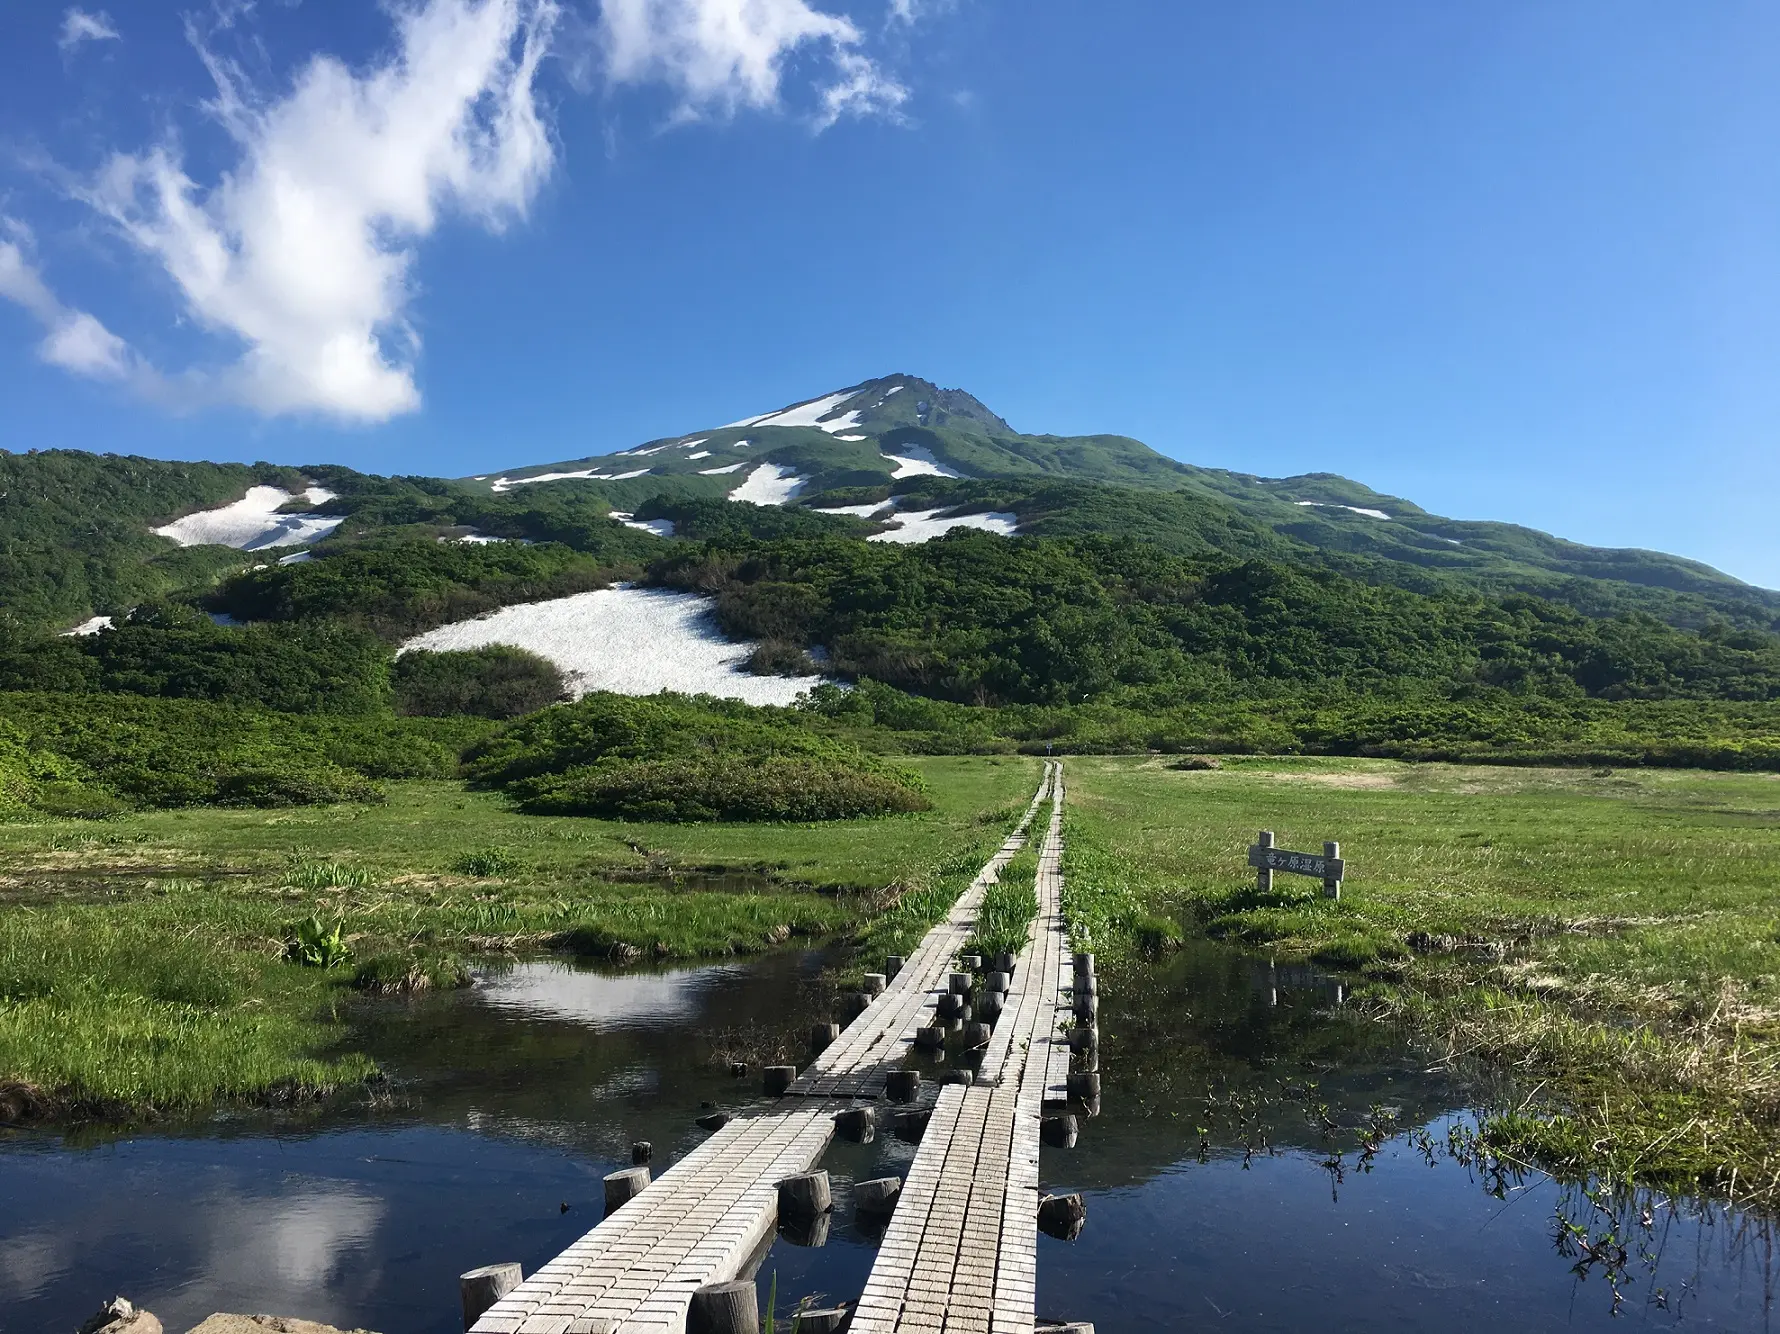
xmin=813 ymin=501 xmax=897 ymax=519
xmin=611 ymin=512 xmax=676 ymax=537
xmin=698 ymin=463 xmax=746 ymax=475
xmin=153 ymin=486 xmax=343 ymax=550
xmin=728 ymin=464 xmax=807 ymax=505
xmin=881 ymin=444 xmax=965 ymax=479
xmin=490 ymin=467 xmax=651 ymax=492
xmin=62 ymin=616 xmax=113 ymax=636
xmin=399 ymin=586 xmax=825 ymax=705
xmin=868 ymin=509 xmax=1018 ymax=544
xmin=1295 ymin=500 xmax=1392 ymax=521
xmin=726 ymin=386 xmax=867 ymax=434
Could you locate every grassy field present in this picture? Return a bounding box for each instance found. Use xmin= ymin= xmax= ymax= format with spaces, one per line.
xmin=1063 ymin=755 xmax=1780 ymax=1205
xmin=0 ymin=757 xmax=1043 ymax=1118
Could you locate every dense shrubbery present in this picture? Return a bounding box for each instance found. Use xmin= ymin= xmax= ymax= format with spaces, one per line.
xmin=393 ymin=646 xmax=567 ymax=719
xmin=652 ymin=533 xmax=1780 ymax=707
xmin=807 ymin=679 xmax=1780 ymax=770
xmin=0 ymin=449 xmax=295 ymax=632
xmin=514 ymin=756 xmax=930 ymax=821
xmin=0 ymin=607 xmax=390 ymax=714
xmin=0 ymin=692 xmax=483 ymax=812
xmin=468 ymin=691 xmax=929 ymax=822
xmin=213 ymin=540 xmax=620 ymax=640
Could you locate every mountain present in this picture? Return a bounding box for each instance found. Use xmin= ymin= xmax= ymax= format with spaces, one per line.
xmin=464 ymin=375 xmax=1780 ymax=631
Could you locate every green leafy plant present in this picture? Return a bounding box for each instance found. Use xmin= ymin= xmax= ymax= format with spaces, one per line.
xmin=283 ymin=915 xmax=351 ymax=969
xmin=282 ymin=856 xmax=375 ymax=890
xmin=450 ymin=847 xmax=523 ymax=877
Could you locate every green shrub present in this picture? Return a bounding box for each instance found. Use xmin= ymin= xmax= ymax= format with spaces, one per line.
xmin=393 ymin=646 xmax=567 ymax=719
xmin=515 ymin=756 xmax=931 ymax=823
xmin=214 ymin=767 xmax=385 ymax=808
xmin=283 ymin=916 xmax=351 ymax=969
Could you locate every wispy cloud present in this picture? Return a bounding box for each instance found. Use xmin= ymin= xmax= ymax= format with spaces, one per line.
xmin=59 ymin=8 xmax=121 ymax=53
xmin=71 ymin=0 xmax=559 ymax=422
xmin=0 ymin=222 xmax=136 ymax=380
xmin=600 ymin=0 xmax=907 ymax=128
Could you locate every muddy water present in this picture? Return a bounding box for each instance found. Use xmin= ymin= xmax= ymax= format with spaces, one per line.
xmin=2 ymin=942 xmax=1774 ymax=1333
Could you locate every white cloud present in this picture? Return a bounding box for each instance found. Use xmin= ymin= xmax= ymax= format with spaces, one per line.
xmin=59 ymin=8 xmax=120 ymax=52
xmin=600 ymin=0 xmax=907 ymax=126
xmin=0 ymin=227 xmax=135 ymax=379
xmin=79 ymin=0 xmax=559 ymax=422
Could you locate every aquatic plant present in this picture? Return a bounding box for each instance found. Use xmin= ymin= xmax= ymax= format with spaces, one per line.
xmin=284 ymin=915 xmax=351 ymax=969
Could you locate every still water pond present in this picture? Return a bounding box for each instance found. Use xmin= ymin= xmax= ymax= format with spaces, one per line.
xmin=3 ymin=943 xmax=1774 ymax=1333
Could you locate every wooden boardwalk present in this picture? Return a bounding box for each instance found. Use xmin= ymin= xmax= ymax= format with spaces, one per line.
xmin=848 ymin=766 xmax=1072 ymax=1334
xmin=468 ymin=765 xmax=1069 ymax=1334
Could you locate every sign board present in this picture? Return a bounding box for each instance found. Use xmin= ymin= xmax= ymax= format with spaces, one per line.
xmin=1248 ymin=831 xmax=1344 ymax=899
xmin=1247 ymin=846 xmax=1344 ymax=881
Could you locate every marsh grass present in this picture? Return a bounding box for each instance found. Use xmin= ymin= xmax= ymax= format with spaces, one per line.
xmin=0 ymin=759 xmax=1041 ymax=1117
xmin=1065 ymin=755 xmax=1780 ymax=1206
xmin=966 ymin=848 xmax=1038 ymax=960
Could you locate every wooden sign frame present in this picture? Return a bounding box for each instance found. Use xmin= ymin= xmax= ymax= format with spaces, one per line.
xmin=1248 ymin=829 xmax=1344 ymax=899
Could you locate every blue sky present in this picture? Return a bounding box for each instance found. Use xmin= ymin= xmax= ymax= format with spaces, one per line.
xmin=2 ymin=1 xmax=1776 ymax=586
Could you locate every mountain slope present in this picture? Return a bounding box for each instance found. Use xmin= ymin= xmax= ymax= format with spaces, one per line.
xmin=467 ymin=375 xmax=1780 ymax=630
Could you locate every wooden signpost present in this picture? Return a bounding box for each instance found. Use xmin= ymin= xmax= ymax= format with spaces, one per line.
xmin=1249 ymin=829 xmax=1344 ymax=899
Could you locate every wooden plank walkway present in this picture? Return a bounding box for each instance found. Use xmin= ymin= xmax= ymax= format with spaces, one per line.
xmin=468 ymin=766 xmax=1060 ymax=1334
xmin=849 ymin=764 xmax=1072 ymax=1334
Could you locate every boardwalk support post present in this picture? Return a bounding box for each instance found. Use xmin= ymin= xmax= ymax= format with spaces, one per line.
xmin=854 ymin=1176 xmax=903 ymax=1215
xmin=1041 ymin=1114 xmax=1079 ymax=1148
xmin=811 ymin=1022 xmax=840 ymax=1054
xmin=862 ymin=972 xmax=887 ymax=997
xmin=1255 ymin=830 xmax=1274 ymax=893
xmin=763 ymin=1065 xmax=796 ymax=1096
xmin=778 ymin=1169 xmax=833 ymax=1217
xmin=688 ymin=1279 xmax=759 ymax=1334
xmin=460 ymin=1262 xmax=522 ymax=1330
xmin=630 ymin=1140 xmax=651 ymax=1164
xmin=886 ymin=1069 xmax=921 ymax=1102
xmin=1038 ymin=1192 xmax=1087 ymax=1241
xmin=1325 ymin=841 xmax=1342 ymax=900
xmin=603 ymin=1166 xmax=650 ymax=1214
xmin=835 ymin=1106 xmax=877 ymax=1142
xmin=885 ymin=954 xmax=905 ymax=980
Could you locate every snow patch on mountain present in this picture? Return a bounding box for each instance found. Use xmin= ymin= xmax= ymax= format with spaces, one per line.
xmin=611 ymin=513 xmax=675 ymax=537
xmin=727 ymin=386 xmax=868 ymax=434
xmin=154 ymin=486 xmax=342 ymax=550
xmin=729 ymin=464 xmax=807 ymax=506
xmin=868 ymin=509 xmax=1017 ymax=544
xmin=813 ymin=501 xmax=896 ymax=519
xmin=62 ymin=616 xmax=113 ymax=636
xmin=1296 ymin=501 xmax=1392 ymax=521
xmin=882 ymin=445 xmax=965 ymax=479
xmin=699 ymin=463 xmax=746 ymax=475
xmin=399 ymin=586 xmax=824 ymax=705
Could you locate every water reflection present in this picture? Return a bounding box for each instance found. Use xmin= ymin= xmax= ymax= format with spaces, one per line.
xmin=473 ymin=959 xmax=748 ymax=1031
xmin=2 ymin=939 xmax=1776 ymax=1333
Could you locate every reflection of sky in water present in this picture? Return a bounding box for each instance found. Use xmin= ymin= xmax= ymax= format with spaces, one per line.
xmin=0 ymin=1167 xmax=383 ymax=1320
xmin=473 ymin=960 xmax=747 ymax=1030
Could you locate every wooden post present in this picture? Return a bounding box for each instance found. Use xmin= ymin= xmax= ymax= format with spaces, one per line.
xmin=948 ymin=971 xmax=974 ymax=996
xmin=687 ymin=1279 xmax=759 ymax=1334
xmin=603 ymin=1167 xmax=650 ymax=1214
xmin=936 ymin=993 xmax=970 ymax=1021
xmin=886 ymin=1069 xmax=921 ymax=1102
xmin=792 ymin=1308 xmax=850 ymax=1333
xmin=630 ymin=1140 xmax=652 ymax=1164
xmin=1072 ymin=951 xmax=1095 ymax=976
xmin=779 ymin=1209 xmax=831 ymax=1248
xmin=810 ymin=1022 xmax=840 ymax=1054
xmin=1256 ymin=830 xmax=1274 ymax=893
xmin=977 ymin=992 xmax=1004 ymax=1024
xmin=854 ymin=1176 xmax=903 ymax=1215
xmin=696 ymin=1111 xmax=731 ymax=1131
xmin=460 ymin=1262 xmax=522 ymax=1330
xmin=861 ymin=972 xmax=887 ymax=997
xmin=914 ymin=1024 xmax=946 ymax=1049
xmin=835 ymin=1106 xmax=877 ymax=1142
xmin=777 ymin=1169 xmax=833 ymax=1216
xmin=994 ymin=951 xmax=1018 ymax=974
xmin=894 ymin=1108 xmax=932 ymax=1143
xmin=1067 ymin=1025 xmax=1097 ymax=1054
xmin=962 ymin=1020 xmax=993 ymax=1048
xmin=885 ymin=954 xmax=904 ymax=981
xmin=1041 ymin=1114 xmax=1079 ymax=1148
xmin=763 ymin=1065 xmax=796 ymax=1096
xmin=960 ymin=954 xmax=983 ymax=971
xmin=985 ymin=970 xmax=1012 ymax=994
xmin=846 ymin=991 xmax=873 ymax=1021
xmin=1073 ymin=973 xmax=1098 ymax=998
xmin=1324 ymin=840 xmax=1341 ymax=899
xmin=1037 ymin=1192 xmax=1088 ymax=1241
xmin=1067 ymin=1071 xmax=1101 ymax=1102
